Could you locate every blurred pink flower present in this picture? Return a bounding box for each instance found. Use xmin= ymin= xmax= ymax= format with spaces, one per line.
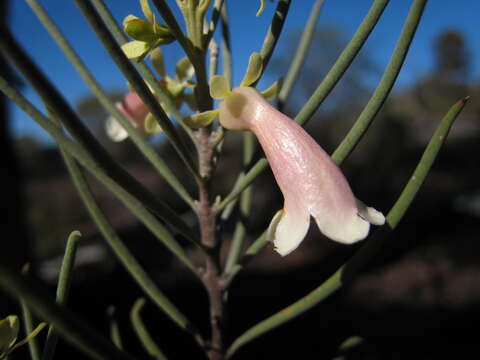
xmin=106 ymin=92 xmax=149 ymax=142
xmin=219 ymin=87 xmax=385 ymax=256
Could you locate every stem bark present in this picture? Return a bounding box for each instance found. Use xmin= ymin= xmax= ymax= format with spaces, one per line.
xmin=196 ymin=128 xmax=225 ymax=360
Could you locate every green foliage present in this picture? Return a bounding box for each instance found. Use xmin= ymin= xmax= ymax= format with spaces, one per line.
xmin=0 ymin=0 xmax=471 ymax=359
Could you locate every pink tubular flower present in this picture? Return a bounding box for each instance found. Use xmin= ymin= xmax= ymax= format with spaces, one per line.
xmin=219 ymin=87 xmax=385 ymax=256
xmin=106 ymin=92 xmax=149 ymax=142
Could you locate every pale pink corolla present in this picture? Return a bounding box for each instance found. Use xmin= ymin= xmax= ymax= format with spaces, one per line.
xmin=106 ymin=92 xmax=149 ymax=142
xmin=219 ymin=87 xmax=385 ymax=256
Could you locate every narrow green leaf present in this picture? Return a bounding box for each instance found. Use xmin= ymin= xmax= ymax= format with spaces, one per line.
xmin=256 ymin=0 xmax=266 ymax=16
xmin=11 ymin=323 xmax=48 ymax=353
xmin=131 ymin=298 xmax=168 ymax=360
xmin=223 ymin=132 xmax=255 ymax=276
xmin=253 ymin=0 xmax=291 ymax=87
xmin=217 ymin=159 xmax=268 ymax=210
xmin=91 ymin=0 xmax=129 ymax=44
xmin=107 ymin=306 xmax=123 ymax=349
xmin=387 ymin=97 xmax=469 ymax=228
xmin=240 ymin=52 xmax=263 ymax=87
xmin=20 ymin=266 xmax=43 ymax=360
xmin=42 ymin=230 xmax=81 ymax=360
xmin=224 ymin=230 xmax=268 ymax=286
xmin=220 ymin=2 xmax=232 ymax=88
xmin=261 ymin=78 xmax=282 ymax=100
xmin=203 ymin=0 xmax=225 ymax=49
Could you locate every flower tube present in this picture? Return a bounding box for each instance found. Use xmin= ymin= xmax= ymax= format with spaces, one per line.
xmin=219 ymin=87 xmax=385 ymax=256
xmin=105 ymin=92 xmax=150 ymax=142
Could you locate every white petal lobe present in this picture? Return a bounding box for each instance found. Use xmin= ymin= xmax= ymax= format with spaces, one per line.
xmin=105 ymin=116 xmax=128 ymax=142
xmin=356 ymin=199 xmax=386 ymax=226
xmin=273 ymin=201 xmax=310 ymax=257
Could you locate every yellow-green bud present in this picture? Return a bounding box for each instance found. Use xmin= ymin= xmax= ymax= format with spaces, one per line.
xmin=124 ymin=18 xmax=158 ymax=42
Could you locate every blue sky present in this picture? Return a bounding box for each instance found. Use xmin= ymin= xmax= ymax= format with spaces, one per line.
xmin=7 ymin=0 xmax=480 ymax=143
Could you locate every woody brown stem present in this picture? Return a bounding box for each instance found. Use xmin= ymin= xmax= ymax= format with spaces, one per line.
xmin=195 ymin=128 xmax=225 ymax=360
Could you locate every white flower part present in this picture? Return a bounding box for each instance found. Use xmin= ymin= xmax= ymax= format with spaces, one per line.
xmin=105 ymin=115 xmax=128 ymax=142
xmin=105 ymin=93 xmax=150 ymax=142
xmin=273 ymin=198 xmax=311 ymax=256
xmin=219 ymin=87 xmax=385 ymax=256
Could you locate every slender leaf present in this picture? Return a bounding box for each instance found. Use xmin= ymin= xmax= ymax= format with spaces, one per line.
xmin=20 ymin=267 xmax=42 ymax=360
xmin=220 ymin=2 xmax=232 ymax=88
xmin=42 ymin=231 xmax=81 ymax=360
xmin=253 ymin=0 xmax=291 ymax=86
xmin=107 ymin=306 xmax=123 ymax=349
xmin=131 ymin=299 xmax=168 ymax=360
xmin=224 ymin=132 xmax=255 ymax=275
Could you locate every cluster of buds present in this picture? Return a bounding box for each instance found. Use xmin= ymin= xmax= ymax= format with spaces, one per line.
xmin=106 ymin=48 xmax=196 ymax=141
xmin=121 ymin=0 xmax=175 ymax=60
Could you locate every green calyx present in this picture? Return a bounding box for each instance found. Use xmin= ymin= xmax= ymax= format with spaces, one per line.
xmin=184 ymin=109 xmax=219 ymax=129
xmin=121 ymin=0 xmax=176 ymax=59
